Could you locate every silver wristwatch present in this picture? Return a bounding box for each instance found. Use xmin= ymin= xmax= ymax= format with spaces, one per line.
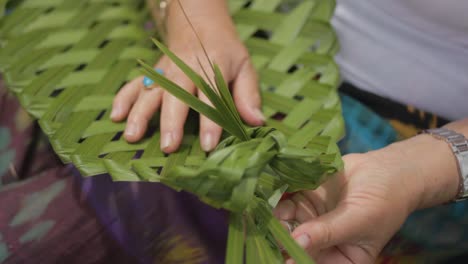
xmin=423 ymin=128 xmax=468 ymax=201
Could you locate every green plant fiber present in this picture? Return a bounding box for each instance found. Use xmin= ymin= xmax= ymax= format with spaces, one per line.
xmin=0 ymin=0 xmax=343 ymax=262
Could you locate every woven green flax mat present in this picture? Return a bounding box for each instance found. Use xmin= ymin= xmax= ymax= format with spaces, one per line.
xmin=0 ymin=0 xmax=343 ymax=262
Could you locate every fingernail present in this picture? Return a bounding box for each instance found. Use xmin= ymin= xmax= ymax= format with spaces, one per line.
xmin=111 ymin=107 xmax=121 ymax=119
xmin=295 ymin=234 xmax=311 ymax=249
xmin=286 ymin=259 xmax=295 ymax=264
xmin=275 ymin=200 xmax=295 ymax=220
xmin=253 ymin=108 xmax=266 ymax=122
xmin=125 ymin=123 xmax=139 ymax=137
xmin=161 ymin=132 xmax=173 ymax=150
xmin=201 ymin=132 xmax=215 ymax=152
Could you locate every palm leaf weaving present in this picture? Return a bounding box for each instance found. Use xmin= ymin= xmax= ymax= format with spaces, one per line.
xmin=0 ymin=0 xmax=343 ymax=262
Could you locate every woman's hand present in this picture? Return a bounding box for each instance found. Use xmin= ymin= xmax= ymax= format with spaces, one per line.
xmin=111 ymin=0 xmax=264 ymax=153
xmin=275 ymin=153 xmax=418 ymax=264
xmin=275 ymin=130 xmax=463 ymax=264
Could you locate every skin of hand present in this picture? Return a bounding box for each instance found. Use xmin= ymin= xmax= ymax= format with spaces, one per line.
xmin=275 ymin=119 xmax=468 ymax=264
xmin=111 ymin=0 xmax=264 ymax=153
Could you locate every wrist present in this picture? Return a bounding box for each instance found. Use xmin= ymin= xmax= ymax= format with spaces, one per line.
xmin=388 ymin=132 xmax=460 ymax=211
xmin=147 ymin=0 xmax=174 ymax=38
xmin=165 ymin=1 xmax=237 ymax=44
xmin=365 ymin=142 xmax=427 ymax=214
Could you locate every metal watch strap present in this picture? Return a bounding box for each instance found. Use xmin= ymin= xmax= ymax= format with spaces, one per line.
xmin=423 ymin=128 xmax=468 ymax=201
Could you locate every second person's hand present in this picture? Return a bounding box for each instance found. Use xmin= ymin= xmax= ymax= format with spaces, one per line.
xmin=111 ymin=0 xmax=264 ymax=153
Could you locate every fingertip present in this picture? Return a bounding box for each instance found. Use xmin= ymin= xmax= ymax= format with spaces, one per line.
xmin=124 ymin=120 xmax=146 ymax=143
xmin=160 ymin=132 xmax=173 ymax=152
xmin=110 ymin=103 xmax=126 ymax=121
xmin=160 ymin=131 xmax=183 ymax=153
xmin=247 ymin=107 xmax=266 ymax=126
xmin=291 ymin=220 xmax=330 ymax=254
xmin=160 ymin=96 xmax=189 ymax=153
xmin=201 ymin=131 xmax=216 ymax=152
xmin=198 ymin=93 xmax=223 ymax=152
xmin=253 ymin=108 xmax=266 ymax=122
xmin=200 ymin=129 xmax=222 ymax=152
xmin=293 ymin=233 xmax=311 ymax=250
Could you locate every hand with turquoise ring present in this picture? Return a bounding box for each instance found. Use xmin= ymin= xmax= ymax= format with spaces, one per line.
xmin=143 ymin=68 xmax=164 ymax=89
xmin=110 ymin=0 xmax=264 ymax=153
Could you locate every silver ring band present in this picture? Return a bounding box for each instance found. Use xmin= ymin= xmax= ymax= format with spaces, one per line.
xmin=284 ymin=220 xmax=300 ymax=233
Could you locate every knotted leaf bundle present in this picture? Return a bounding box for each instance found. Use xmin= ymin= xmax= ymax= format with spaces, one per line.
xmin=140 ymin=37 xmax=342 ymax=263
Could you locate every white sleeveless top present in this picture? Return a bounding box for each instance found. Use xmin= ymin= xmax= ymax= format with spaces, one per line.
xmin=332 ymin=0 xmax=468 ymax=120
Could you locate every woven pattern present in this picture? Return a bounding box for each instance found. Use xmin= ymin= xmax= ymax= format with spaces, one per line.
xmin=0 ymin=0 xmax=342 ymax=189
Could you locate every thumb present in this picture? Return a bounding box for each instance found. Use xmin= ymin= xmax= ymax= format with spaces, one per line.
xmin=291 ymin=202 xmax=381 ymax=261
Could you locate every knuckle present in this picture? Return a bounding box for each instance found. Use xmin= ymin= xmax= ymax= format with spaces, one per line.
xmin=128 ymin=115 xmax=149 ymax=124
xmin=238 ymin=52 xmax=250 ymax=64
xmin=129 ymin=77 xmax=142 ymax=87
xmin=143 ymin=87 xmax=162 ymax=96
xmin=342 ymin=153 xmax=363 ymax=164
xmin=235 ymin=45 xmax=250 ymax=61
xmin=127 ymin=117 xmax=138 ymax=124
xmin=314 ymin=221 xmax=333 ymax=246
xmin=342 ymin=153 xmax=369 ymax=171
xmin=207 ymin=49 xmax=223 ymax=61
xmin=157 ymin=55 xmax=169 ymax=64
xmin=128 ymin=109 xmax=149 ymax=123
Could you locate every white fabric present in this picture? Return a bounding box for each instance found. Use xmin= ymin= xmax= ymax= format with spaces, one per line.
xmin=332 ymin=0 xmax=468 ymax=120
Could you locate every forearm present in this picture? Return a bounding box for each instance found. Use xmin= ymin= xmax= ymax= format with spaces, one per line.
xmin=383 ymin=118 xmax=468 ymax=211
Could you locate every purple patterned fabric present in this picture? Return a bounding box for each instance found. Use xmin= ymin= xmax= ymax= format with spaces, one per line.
xmin=0 ymin=77 xmax=135 ymax=264
xmin=76 ymin=171 xmax=229 ymax=264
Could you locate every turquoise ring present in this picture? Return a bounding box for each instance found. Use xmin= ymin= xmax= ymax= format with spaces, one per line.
xmin=143 ymin=68 xmax=164 ymax=89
